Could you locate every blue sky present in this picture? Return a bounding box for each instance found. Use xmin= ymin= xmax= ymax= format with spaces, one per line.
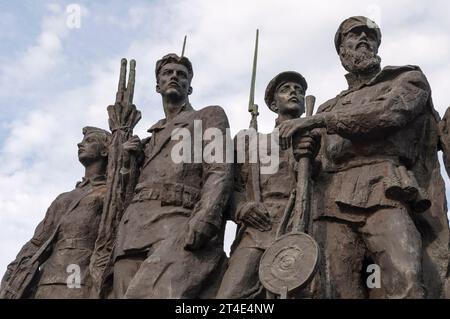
xmin=1 ymin=0 xmax=450 ymax=276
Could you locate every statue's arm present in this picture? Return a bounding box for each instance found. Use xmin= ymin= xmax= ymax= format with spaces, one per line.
xmin=191 ymin=106 xmax=233 ymax=232
xmin=323 ymin=70 xmax=430 ymax=139
xmin=229 ymin=131 xmax=272 ymax=232
xmin=231 ymin=135 xmax=251 ymax=224
xmin=123 ymin=135 xmax=147 ymax=168
xmin=184 ymin=106 xmax=233 ymax=251
xmin=0 ymin=193 xmax=66 ymax=290
xmin=136 ymin=136 xmax=150 ymax=168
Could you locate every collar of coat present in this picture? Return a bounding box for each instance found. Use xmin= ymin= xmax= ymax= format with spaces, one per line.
xmin=76 ymin=174 xmax=106 ymax=188
xmin=344 ymin=65 xmax=381 ymax=90
xmin=318 ymin=65 xmax=422 ymax=114
xmin=141 ymin=104 xmax=196 ymax=168
xmin=147 ymin=102 xmax=193 ymax=133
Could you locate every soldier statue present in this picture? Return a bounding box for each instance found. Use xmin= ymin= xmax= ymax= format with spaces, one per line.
xmin=112 ymin=53 xmax=233 ymax=298
xmin=0 ymin=127 xmax=111 ymax=298
xmin=217 ymin=71 xmax=319 ymax=298
xmin=279 ymin=16 xmax=450 ymax=298
xmin=2 ymin=18 xmax=449 ymax=301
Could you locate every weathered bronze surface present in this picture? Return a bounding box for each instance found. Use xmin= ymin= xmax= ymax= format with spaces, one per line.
xmin=259 ymin=233 xmax=319 ymax=298
xmin=1 ymin=16 xmax=449 ymax=299
xmin=1 ymin=127 xmax=111 ymax=298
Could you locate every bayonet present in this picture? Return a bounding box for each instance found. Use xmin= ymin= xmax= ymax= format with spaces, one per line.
xmin=248 ymin=29 xmax=259 ymax=130
xmin=181 ymin=35 xmax=187 ymax=57
xmin=248 ymin=29 xmax=261 ymax=202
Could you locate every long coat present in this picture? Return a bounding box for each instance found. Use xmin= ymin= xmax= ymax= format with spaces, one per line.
xmin=313 ymin=65 xmax=449 ymax=298
xmin=0 ymin=177 xmax=107 ymax=298
xmin=114 ymin=104 xmax=233 ymax=298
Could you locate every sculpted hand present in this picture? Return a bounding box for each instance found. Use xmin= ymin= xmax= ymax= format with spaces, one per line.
xmin=123 ymin=135 xmax=142 ymax=154
xmin=279 ymin=118 xmax=309 ymax=139
xmin=184 ymin=220 xmax=216 ymax=251
xmin=107 ymin=58 xmax=141 ymax=132
xmin=278 ymin=115 xmax=325 ymax=139
xmin=292 ymin=130 xmax=321 ymax=161
xmin=279 ymin=137 xmax=291 ymax=151
xmin=239 ymin=202 xmax=272 ymax=232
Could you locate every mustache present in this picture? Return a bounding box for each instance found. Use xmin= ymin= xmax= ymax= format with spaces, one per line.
xmin=356 ymin=41 xmax=373 ymax=50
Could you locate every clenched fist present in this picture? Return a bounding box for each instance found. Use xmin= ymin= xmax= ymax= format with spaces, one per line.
xmin=237 ymin=201 xmax=272 ymax=232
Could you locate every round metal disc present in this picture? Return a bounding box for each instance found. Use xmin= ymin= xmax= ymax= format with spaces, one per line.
xmin=259 ymin=232 xmax=319 ymax=295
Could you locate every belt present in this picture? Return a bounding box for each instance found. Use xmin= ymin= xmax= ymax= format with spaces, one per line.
xmin=54 ymin=238 xmax=93 ymax=251
xmin=324 ymin=157 xmax=400 ymax=173
xmin=131 ymin=183 xmax=201 ymax=209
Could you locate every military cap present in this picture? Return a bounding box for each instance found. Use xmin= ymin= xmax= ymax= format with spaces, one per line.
xmin=334 ymin=16 xmax=382 ymax=53
xmin=264 ymin=71 xmax=308 ymax=113
xmin=82 ymin=126 xmax=112 ymax=148
xmin=155 ymin=53 xmax=194 ymax=81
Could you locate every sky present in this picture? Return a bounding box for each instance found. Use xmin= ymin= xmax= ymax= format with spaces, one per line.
xmin=1 ymin=0 xmax=450 ymax=277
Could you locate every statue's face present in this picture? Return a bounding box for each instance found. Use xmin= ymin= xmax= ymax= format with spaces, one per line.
xmin=273 ymin=81 xmax=305 ymax=117
xmin=339 ymin=26 xmax=381 ymax=74
xmin=156 ymin=62 xmax=192 ymax=100
xmin=77 ymin=133 xmax=107 ymax=166
xmin=342 ymin=26 xmax=378 ymax=54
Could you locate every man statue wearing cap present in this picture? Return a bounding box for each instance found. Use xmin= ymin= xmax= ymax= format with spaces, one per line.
xmin=278 ymin=16 xmax=450 ymax=298
xmin=216 ymin=71 xmax=319 ymax=298
xmin=0 ymin=127 xmax=111 ymax=298
xmin=112 ymin=54 xmax=232 ymax=298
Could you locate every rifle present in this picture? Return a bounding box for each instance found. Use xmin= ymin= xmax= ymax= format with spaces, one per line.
xmin=259 ymin=96 xmax=320 ymax=299
xmin=89 ymin=58 xmax=142 ymax=298
xmin=231 ymin=30 xmax=261 ymax=257
xmin=249 ymin=29 xmax=259 ymax=132
xmin=249 ymin=29 xmax=261 ymax=203
xmin=292 ymin=95 xmax=316 ymax=234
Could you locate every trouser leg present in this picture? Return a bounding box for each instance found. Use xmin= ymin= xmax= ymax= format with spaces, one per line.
xmin=113 ymin=253 xmax=146 ymax=299
xmin=123 ymin=238 xmax=224 ymax=299
xmin=216 ymin=247 xmax=265 ymax=299
xmin=361 ymin=207 xmax=424 ymax=299
xmin=321 ymin=220 xmax=367 ymax=299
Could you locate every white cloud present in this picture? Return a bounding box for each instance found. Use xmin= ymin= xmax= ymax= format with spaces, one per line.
xmin=0 ymin=13 xmax=67 ymax=96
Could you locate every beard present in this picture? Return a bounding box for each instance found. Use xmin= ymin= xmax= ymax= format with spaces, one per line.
xmin=339 ymin=45 xmax=381 ymax=75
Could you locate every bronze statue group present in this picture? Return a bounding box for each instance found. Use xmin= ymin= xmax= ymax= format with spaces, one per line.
xmin=1 ymin=16 xmax=450 ymax=299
